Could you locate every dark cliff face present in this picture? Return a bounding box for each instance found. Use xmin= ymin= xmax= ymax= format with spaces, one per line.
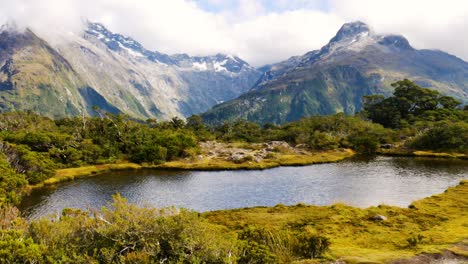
xmin=201 ymin=22 xmax=468 ymax=125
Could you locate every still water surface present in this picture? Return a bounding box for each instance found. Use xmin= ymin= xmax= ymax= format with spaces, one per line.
xmin=20 ymin=156 xmax=468 ymax=218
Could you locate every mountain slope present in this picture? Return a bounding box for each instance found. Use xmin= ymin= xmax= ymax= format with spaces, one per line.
xmin=0 ymin=23 xmax=261 ymax=119
xmin=201 ymin=21 xmax=468 ymax=125
xmin=0 ymin=26 xmax=90 ymax=117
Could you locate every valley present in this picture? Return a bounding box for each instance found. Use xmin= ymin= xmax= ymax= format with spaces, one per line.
xmin=0 ymin=16 xmax=467 ymax=263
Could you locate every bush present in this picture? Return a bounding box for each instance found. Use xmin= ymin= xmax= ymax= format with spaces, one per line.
xmin=14 ymin=145 xmax=57 ymax=184
xmin=309 ymin=131 xmax=339 ymax=150
xmin=238 ymin=226 xmax=278 ymax=263
xmin=0 ymin=154 xmax=27 ymax=205
xmin=27 ymin=195 xmax=237 ymax=263
xmin=411 ymin=122 xmax=468 ymax=153
xmin=129 ymin=145 xmax=167 ymax=164
xmin=406 ymin=234 xmax=424 ymax=248
xmin=0 ymin=206 xmax=42 ymax=263
xmin=347 ymin=132 xmax=380 ymax=154
xmin=295 ymin=233 xmax=331 ymax=259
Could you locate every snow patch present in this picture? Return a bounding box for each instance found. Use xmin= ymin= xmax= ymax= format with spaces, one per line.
xmin=214 ymin=60 xmax=228 ymax=72
xmin=226 ymin=54 xmax=237 ymax=62
xmin=192 ymin=62 xmax=208 ymax=71
xmin=118 ymin=43 xmax=144 ymax=58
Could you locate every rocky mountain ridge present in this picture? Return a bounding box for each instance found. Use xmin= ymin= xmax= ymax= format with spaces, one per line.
xmin=0 ymin=22 xmax=261 ymax=119
xmin=201 ymin=21 xmax=468 ymax=124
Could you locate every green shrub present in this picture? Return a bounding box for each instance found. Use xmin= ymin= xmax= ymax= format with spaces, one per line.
xmin=27 ymin=195 xmax=237 ymax=263
xmin=347 ymin=132 xmax=380 ymax=154
xmin=411 ymin=122 xmax=468 ymax=153
xmin=295 ymin=233 xmax=331 ymax=259
xmin=238 ymin=226 xmax=278 ymax=263
xmin=406 ymin=234 xmax=424 ymax=248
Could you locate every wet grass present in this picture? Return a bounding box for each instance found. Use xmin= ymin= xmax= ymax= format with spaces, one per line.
xmin=378 ymin=148 xmax=468 ymax=159
xmin=30 ymin=163 xmax=152 ymax=188
xmin=31 ymin=149 xmax=355 ymax=189
xmin=205 ymin=180 xmax=468 ymax=263
xmin=154 ymin=149 xmax=355 ymax=170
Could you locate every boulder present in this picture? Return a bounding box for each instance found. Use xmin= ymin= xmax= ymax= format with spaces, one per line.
xmin=370 ymin=215 xmax=387 ymax=221
xmin=380 ymin=144 xmax=394 ymax=149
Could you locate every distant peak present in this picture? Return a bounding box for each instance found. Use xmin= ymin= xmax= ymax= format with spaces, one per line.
xmin=378 ymin=34 xmax=413 ymax=50
xmin=0 ymin=21 xmax=23 ymax=33
xmin=331 ymin=21 xmax=371 ymax=42
xmin=214 ymin=53 xmax=238 ymax=61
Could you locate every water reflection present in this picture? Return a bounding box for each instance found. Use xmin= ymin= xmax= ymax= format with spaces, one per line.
xmin=19 ymin=157 xmax=468 ymax=219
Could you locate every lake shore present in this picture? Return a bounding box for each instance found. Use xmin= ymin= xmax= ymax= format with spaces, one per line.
xmin=377 ymin=148 xmax=468 ymax=159
xmin=21 ymin=153 xmax=468 ymax=263
xmin=205 ymin=180 xmax=468 ymax=263
xmin=29 ymin=141 xmax=468 ymax=190
xmin=29 ymin=147 xmax=355 ymax=189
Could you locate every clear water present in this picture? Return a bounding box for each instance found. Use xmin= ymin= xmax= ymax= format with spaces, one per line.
xmin=19 ymin=156 xmax=468 ymax=219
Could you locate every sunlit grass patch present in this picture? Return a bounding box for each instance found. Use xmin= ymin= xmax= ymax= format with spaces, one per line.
xmin=158 ymin=149 xmax=355 ymax=170
xmin=34 ymin=163 xmax=147 ymax=188
xmin=378 ymin=148 xmax=467 ymax=159
xmin=205 ymin=180 xmax=468 ymax=263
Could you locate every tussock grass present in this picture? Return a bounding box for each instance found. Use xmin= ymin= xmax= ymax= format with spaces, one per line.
xmin=31 ymin=163 xmax=151 ymax=188
xmin=378 ymin=148 xmax=467 ymax=159
xmin=205 ymin=180 xmax=468 ymax=263
xmin=157 ymin=149 xmax=355 ymax=170
xmin=31 ymin=149 xmax=354 ymax=188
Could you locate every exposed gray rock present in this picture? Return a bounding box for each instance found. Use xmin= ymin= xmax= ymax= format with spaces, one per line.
xmin=0 ymin=22 xmax=262 ymax=119
xmin=370 ymin=215 xmax=388 ymax=221
xmin=201 ymin=21 xmax=468 ymax=125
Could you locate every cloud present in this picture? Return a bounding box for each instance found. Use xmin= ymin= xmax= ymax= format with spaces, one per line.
xmin=331 ymin=0 xmax=468 ymax=63
xmin=0 ymin=0 xmax=466 ymax=66
xmin=232 ymin=10 xmax=343 ymax=65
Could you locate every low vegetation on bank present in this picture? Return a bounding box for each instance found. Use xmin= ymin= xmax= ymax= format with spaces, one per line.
xmin=1 ymin=181 xmax=467 ymax=263
xmin=206 ymin=180 xmax=468 ymax=263
xmin=0 ymin=79 xmax=467 ymax=262
xmin=0 ymin=79 xmax=466 ymax=205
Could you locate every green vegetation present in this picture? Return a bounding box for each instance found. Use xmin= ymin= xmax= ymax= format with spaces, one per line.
xmin=363 ymin=79 xmax=465 ymax=129
xmin=0 ymin=106 xmax=394 ymax=204
xmin=158 ymin=148 xmax=355 ymax=171
xmin=0 ymin=195 xmax=238 ymax=263
xmin=363 ymin=79 xmax=467 ymax=154
xmin=0 ymin=79 xmax=466 ymax=263
xmin=0 ymin=79 xmax=466 ymax=205
xmin=0 ymin=111 xmax=200 ymax=203
xmin=206 ymin=180 xmax=468 ymax=263
xmin=1 ymin=181 xmax=466 ymax=263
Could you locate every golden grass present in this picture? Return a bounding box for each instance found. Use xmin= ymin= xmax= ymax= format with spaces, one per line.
xmin=30 ymin=149 xmax=355 ymax=189
xmin=378 ymin=148 xmax=467 ymax=159
xmin=30 ymin=163 xmax=151 ymax=189
xmin=205 ymin=180 xmax=468 ymax=263
xmin=156 ymin=149 xmax=355 ymax=170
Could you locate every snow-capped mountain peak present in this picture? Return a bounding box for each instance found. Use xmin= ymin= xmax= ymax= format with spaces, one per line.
xmin=85 ymin=22 xmax=252 ymax=74
xmin=330 ymin=21 xmax=371 ymax=43
xmin=0 ymin=21 xmax=261 ymax=119
xmin=85 ymin=22 xmax=175 ymax=64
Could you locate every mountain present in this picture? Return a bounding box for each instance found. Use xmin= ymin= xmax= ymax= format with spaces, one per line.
xmin=0 ymin=25 xmax=88 ymax=117
xmin=201 ymin=21 xmax=468 ymax=125
xmin=0 ymin=22 xmax=261 ymax=119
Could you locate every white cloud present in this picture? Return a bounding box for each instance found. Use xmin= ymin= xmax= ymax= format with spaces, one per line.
xmin=0 ymin=0 xmax=466 ymax=66
xmin=331 ymin=0 xmax=468 ymax=62
xmin=232 ymin=10 xmax=343 ymax=65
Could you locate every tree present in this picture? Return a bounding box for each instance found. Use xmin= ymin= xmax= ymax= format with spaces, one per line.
xmin=170 ymin=117 xmax=186 ymax=129
xmin=363 ymin=79 xmax=462 ymax=128
xmin=186 ymin=115 xmax=205 ymax=130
